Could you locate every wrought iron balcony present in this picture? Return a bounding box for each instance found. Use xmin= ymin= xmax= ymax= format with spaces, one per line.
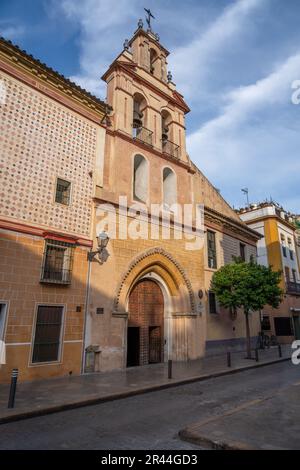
xmin=162 ymin=139 xmax=180 ymax=160
xmin=133 ymin=125 xmax=153 ymax=147
xmin=286 ymin=281 xmax=300 ymax=295
xmin=133 ymin=111 xmax=143 ymax=129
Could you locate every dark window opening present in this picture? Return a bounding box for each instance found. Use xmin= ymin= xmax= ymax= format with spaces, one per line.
xmin=209 ymin=291 xmax=217 ymax=314
xmin=55 ymin=178 xmax=71 ymax=205
xmin=261 ymin=315 xmax=271 ymax=331
xmin=274 ymin=317 xmax=293 ymax=336
xmin=32 ymin=306 xmax=63 ymax=363
xmin=282 ymin=246 xmax=287 ymax=258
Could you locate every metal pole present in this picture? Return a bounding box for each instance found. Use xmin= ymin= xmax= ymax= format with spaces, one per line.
xmin=278 ymin=344 xmax=282 ymax=358
xmin=168 ymin=359 xmax=172 ymax=379
xmin=81 ymin=258 xmax=92 ymax=374
xmin=8 ymin=368 xmax=18 ymax=409
xmin=255 ymin=348 xmax=259 ymax=362
xmin=227 ymin=351 xmax=231 ymax=368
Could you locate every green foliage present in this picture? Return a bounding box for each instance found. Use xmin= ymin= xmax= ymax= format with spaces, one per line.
xmin=211 ymin=259 xmax=283 ymax=313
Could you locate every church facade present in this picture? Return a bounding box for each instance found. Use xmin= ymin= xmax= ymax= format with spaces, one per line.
xmin=0 ymin=19 xmax=260 ymax=383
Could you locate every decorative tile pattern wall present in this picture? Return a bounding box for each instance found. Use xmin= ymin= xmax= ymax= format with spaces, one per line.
xmin=0 ymin=72 xmax=98 ymax=237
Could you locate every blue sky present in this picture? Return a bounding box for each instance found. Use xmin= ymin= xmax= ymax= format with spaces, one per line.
xmin=1 ymin=0 xmax=300 ymax=213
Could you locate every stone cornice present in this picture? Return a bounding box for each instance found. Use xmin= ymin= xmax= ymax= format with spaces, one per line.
xmin=242 ymin=214 xmax=297 ymax=232
xmin=102 ymin=60 xmax=190 ymax=114
xmin=0 ymin=218 xmax=92 ymax=248
xmin=0 ymin=36 xmax=111 ymax=120
xmin=106 ymin=128 xmax=195 ymax=173
xmin=204 ymin=206 xmax=262 ymax=244
xmin=128 ymin=28 xmax=170 ymax=57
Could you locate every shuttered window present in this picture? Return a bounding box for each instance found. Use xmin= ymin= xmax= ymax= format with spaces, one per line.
xmin=32 ymin=306 xmax=63 ymax=363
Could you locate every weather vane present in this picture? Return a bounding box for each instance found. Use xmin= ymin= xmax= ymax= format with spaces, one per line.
xmin=144 ymin=8 xmax=155 ymax=31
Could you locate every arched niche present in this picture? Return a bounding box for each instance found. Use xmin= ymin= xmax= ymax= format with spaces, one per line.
xmin=163 ymin=167 xmax=177 ymax=209
xmin=133 ymin=154 xmax=149 ymax=203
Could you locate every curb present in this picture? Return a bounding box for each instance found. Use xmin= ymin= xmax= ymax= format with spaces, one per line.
xmin=0 ymin=356 xmax=289 ymax=425
xmin=178 ymin=428 xmax=254 ymax=450
xmin=178 ymin=397 xmax=269 ymax=450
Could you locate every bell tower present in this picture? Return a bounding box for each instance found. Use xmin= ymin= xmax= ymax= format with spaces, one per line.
xmin=100 ymin=15 xmax=193 ymax=207
xmin=129 ymin=18 xmax=168 ymax=83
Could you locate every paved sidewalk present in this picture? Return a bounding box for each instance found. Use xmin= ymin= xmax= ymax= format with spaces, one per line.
xmin=0 ymin=346 xmax=290 ymax=424
xmin=179 ymin=380 xmax=300 ymax=450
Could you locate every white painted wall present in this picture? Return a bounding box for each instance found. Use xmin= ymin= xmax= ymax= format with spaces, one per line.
xmin=246 ymin=222 xmax=269 ymax=267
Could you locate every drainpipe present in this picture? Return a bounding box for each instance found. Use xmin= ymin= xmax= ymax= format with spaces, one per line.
xmin=81 ymin=258 xmax=92 ymax=374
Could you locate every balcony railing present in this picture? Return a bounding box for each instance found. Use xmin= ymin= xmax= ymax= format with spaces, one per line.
xmin=162 ymin=139 xmax=180 ymax=160
xmin=133 ymin=125 xmax=153 ymax=147
xmin=286 ymin=281 xmax=300 ymax=295
xmin=40 ymin=268 xmax=72 ymax=285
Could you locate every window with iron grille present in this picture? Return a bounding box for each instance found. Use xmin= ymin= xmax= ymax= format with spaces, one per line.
xmin=208 ymin=291 xmax=217 ymax=314
xmin=32 ymin=306 xmax=63 ymax=363
xmin=41 ymin=239 xmax=74 ymax=284
xmin=55 ymin=178 xmax=71 ymax=205
xmin=207 ymin=230 xmax=217 ymax=269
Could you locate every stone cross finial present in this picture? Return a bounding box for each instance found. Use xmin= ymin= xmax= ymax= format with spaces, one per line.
xmin=144 ymin=8 xmax=155 ymax=31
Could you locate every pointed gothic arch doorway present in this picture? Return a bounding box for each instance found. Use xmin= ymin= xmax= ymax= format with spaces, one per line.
xmin=127 ymin=278 xmax=164 ymax=367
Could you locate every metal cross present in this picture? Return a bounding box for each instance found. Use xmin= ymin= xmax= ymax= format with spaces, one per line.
xmin=144 ymin=8 xmax=155 ymax=30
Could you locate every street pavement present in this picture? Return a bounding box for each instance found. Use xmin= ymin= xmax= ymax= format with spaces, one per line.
xmin=0 ymin=346 xmax=289 ymax=424
xmin=0 ymin=361 xmax=299 ymax=450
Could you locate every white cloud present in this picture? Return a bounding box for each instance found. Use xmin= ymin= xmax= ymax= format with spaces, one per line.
xmin=49 ymin=0 xmax=299 ymax=212
xmin=187 ymin=51 xmax=300 ymax=212
xmin=169 ymin=0 xmax=267 ymax=99
xmin=0 ymin=23 xmax=25 ymax=41
xmin=51 ymin=0 xmax=141 ymax=97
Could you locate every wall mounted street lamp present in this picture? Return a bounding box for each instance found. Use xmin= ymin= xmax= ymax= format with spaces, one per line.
xmin=88 ymin=231 xmax=110 ymax=263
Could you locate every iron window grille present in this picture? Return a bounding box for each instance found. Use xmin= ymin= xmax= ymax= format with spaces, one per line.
xmin=207 ymin=230 xmax=217 ymax=269
xmin=41 ymin=239 xmax=74 ymax=284
xmin=132 ymin=125 xmax=153 ymax=147
xmin=55 ymin=178 xmax=71 ymax=205
xmin=32 ymin=306 xmax=63 ymax=363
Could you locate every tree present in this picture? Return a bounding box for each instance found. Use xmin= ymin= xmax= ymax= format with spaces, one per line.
xmin=211 ymin=257 xmax=283 ymax=358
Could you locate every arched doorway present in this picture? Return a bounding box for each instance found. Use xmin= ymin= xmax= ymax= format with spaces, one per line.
xmin=127 ymin=279 xmax=164 ymax=367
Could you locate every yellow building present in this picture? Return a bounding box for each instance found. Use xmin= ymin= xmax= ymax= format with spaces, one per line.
xmin=239 ymin=202 xmax=300 ymax=342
